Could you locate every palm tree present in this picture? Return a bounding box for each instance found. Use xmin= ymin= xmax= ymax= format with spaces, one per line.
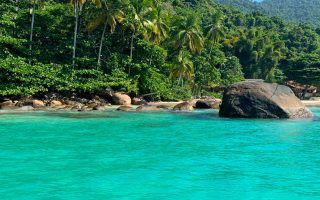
xmin=143 ymin=5 xmax=169 ymax=44
xmin=29 ymin=0 xmax=36 ymax=64
xmin=127 ymin=2 xmax=153 ymax=59
xmin=170 ymin=50 xmax=194 ymax=86
xmin=88 ymin=0 xmax=124 ymax=67
xmin=124 ymin=1 xmax=153 ymax=74
xmin=71 ymin=0 xmax=80 ymax=68
xmin=174 ymin=16 xmax=204 ymax=54
xmin=71 ymin=0 xmax=101 ymax=67
xmin=206 ymin=11 xmax=224 ymax=53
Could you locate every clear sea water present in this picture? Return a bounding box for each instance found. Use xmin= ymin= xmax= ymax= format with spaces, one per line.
xmin=1 ymin=108 xmax=320 ymax=200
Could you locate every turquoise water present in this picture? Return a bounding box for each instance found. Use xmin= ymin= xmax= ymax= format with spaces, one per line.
xmin=1 ymin=108 xmax=320 ymax=200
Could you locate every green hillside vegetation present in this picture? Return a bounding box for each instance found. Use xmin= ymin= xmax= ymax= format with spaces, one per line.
xmin=261 ymin=0 xmax=320 ymax=27
xmin=214 ymin=0 xmax=262 ymax=12
xmin=215 ymin=0 xmax=320 ymax=27
xmin=0 ymin=0 xmax=320 ymax=101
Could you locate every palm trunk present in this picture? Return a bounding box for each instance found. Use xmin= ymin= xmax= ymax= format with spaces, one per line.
xmin=13 ymin=0 xmax=19 ymax=36
xmin=178 ymin=75 xmax=182 ymax=86
xmin=129 ymin=31 xmax=135 ymax=75
xmin=29 ymin=0 xmax=36 ymax=64
xmin=97 ymin=22 xmax=108 ymax=68
xmin=130 ymin=31 xmax=134 ymax=60
xmin=72 ymin=0 xmax=79 ymax=68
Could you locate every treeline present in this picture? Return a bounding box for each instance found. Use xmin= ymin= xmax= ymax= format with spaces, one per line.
xmin=0 ymin=0 xmax=319 ymax=101
xmin=260 ymin=0 xmax=320 ymax=27
xmin=215 ymin=0 xmax=320 ymax=28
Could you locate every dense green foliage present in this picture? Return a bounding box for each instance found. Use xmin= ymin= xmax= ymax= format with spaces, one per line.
xmin=0 ymin=0 xmax=319 ymax=100
xmin=261 ymin=0 xmax=320 ymax=27
xmin=215 ymin=0 xmax=320 ymax=27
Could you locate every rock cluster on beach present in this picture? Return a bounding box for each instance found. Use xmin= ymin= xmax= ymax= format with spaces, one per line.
xmin=219 ymin=81 xmax=313 ymax=119
xmin=0 ymin=92 xmax=222 ymax=112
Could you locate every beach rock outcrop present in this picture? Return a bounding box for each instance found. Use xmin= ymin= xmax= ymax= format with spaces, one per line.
xmin=195 ymin=98 xmax=221 ymax=109
xmin=173 ymin=102 xmax=194 ymax=111
xmin=0 ymin=100 xmax=16 ymax=109
xmin=112 ymin=93 xmax=131 ymax=105
xmin=219 ymin=81 xmax=313 ymax=119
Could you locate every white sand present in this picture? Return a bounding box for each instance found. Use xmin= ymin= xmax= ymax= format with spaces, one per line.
xmin=302 ymin=100 xmax=320 ymax=106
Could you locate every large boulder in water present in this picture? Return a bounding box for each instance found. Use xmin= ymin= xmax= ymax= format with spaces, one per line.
xmin=219 ymin=81 xmax=312 ymax=119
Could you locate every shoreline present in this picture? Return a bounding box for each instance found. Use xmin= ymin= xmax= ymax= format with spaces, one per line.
xmin=1 ymin=100 xmax=319 ymax=113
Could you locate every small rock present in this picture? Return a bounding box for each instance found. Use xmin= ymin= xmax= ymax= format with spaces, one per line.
xmin=16 ymin=99 xmax=33 ymax=107
xmin=87 ymin=102 xmax=98 ymax=108
xmin=195 ymin=99 xmax=221 ymax=109
xmin=77 ymin=98 xmax=89 ymax=104
xmin=72 ymin=103 xmax=84 ymax=110
xmin=64 ymin=100 xmax=78 ymax=106
xmin=173 ymin=102 xmax=194 ymax=111
xmin=310 ymin=97 xmax=320 ymax=101
xmin=50 ymin=100 xmax=63 ymax=107
xmin=78 ymin=106 xmax=93 ymax=112
xmin=117 ymin=106 xmax=134 ymax=112
xmin=44 ymin=93 xmax=60 ymax=101
xmin=132 ymin=97 xmax=148 ymax=105
xmin=93 ymin=106 xmax=106 ymax=111
xmin=157 ymin=105 xmax=172 ymax=110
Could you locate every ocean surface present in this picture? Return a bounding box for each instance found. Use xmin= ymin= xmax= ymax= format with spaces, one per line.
xmin=1 ymin=108 xmax=320 ymax=200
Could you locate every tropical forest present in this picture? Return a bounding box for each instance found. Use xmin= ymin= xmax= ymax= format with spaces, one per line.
xmin=1 ymin=0 xmax=320 ymax=101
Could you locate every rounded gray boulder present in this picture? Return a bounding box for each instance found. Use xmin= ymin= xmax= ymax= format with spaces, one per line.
xmin=219 ymin=81 xmax=312 ymax=119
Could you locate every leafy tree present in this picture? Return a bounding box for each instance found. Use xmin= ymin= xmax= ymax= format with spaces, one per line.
xmin=170 ymin=50 xmax=194 ymax=86
xmin=174 ymin=15 xmax=204 ymax=54
xmin=87 ymin=0 xmax=124 ymax=67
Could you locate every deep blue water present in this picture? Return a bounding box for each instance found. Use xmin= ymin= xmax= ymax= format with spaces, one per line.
xmin=1 ymin=108 xmax=320 ymax=200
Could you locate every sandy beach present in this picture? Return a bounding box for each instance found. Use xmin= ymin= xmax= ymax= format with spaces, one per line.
xmin=302 ymin=100 xmax=320 ymax=106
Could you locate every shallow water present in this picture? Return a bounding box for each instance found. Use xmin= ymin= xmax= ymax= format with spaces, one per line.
xmin=1 ymin=108 xmax=320 ymax=200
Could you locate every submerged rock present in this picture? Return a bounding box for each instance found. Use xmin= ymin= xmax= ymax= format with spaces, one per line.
xmin=173 ymin=102 xmax=194 ymax=111
xmin=219 ymin=81 xmax=312 ymax=119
